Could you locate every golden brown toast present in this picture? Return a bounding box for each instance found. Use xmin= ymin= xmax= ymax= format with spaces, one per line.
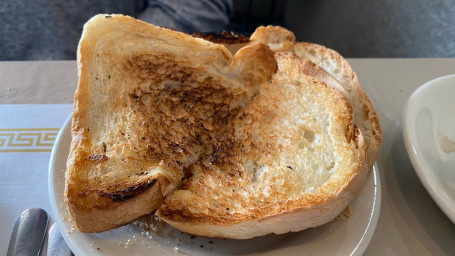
xmin=65 ymin=14 xmax=276 ymax=233
xmin=65 ymin=15 xmax=381 ymax=238
xmin=156 ymin=52 xmax=368 ymax=238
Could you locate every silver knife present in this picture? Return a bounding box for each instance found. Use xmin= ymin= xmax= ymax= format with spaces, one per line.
xmin=47 ymin=223 xmax=73 ymax=256
xmin=7 ymin=208 xmax=49 ymax=256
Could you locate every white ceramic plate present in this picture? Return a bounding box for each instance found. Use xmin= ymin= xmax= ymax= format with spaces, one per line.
xmin=403 ymin=74 xmax=455 ymax=223
xmin=49 ymin=116 xmax=381 ymax=256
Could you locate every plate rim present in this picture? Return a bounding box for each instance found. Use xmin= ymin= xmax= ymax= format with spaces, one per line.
xmin=49 ymin=114 xmax=381 ymax=256
xmin=402 ymin=74 xmax=455 ymax=223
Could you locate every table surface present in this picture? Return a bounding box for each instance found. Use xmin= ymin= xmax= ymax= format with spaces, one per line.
xmin=1 ymin=59 xmax=455 ymax=255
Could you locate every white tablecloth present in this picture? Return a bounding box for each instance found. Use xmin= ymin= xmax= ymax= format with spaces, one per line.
xmin=0 ymin=104 xmax=73 ymax=255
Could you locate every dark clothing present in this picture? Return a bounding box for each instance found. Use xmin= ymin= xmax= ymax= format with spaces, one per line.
xmin=0 ymin=0 xmax=233 ymax=60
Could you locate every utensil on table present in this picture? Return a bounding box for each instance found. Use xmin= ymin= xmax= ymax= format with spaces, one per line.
xmin=7 ymin=208 xmax=49 ymax=256
xmin=47 ymin=223 xmax=73 ymax=256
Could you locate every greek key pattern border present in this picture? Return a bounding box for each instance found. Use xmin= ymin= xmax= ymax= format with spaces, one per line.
xmin=0 ymin=128 xmax=60 ymax=152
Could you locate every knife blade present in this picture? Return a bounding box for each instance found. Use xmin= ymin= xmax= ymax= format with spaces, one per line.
xmin=47 ymin=223 xmax=73 ymax=256
xmin=7 ymin=208 xmax=49 ymax=256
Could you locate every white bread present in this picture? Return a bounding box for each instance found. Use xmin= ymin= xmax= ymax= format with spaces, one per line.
xmin=250 ymin=26 xmax=382 ymax=168
xmin=65 ymin=14 xmax=276 ymax=233
xmin=156 ymin=52 xmax=368 ymax=239
xmin=293 ymin=42 xmax=382 ymax=167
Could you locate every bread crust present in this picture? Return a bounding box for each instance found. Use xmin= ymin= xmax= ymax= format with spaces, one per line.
xmin=250 ymin=25 xmax=296 ymax=52
xmin=160 ymin=158 xmax=367 ymax=239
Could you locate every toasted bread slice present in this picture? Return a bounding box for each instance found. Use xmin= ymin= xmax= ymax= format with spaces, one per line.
xmin=65 ymin=14 xmax=276 ymax=233
xmin=194 ymin=27 xmax=382 ymax=167
xmin=156 ymin=53 xmax=368 ymax=239
xmin=293 ymin=42 xmax=382 ymax=167
xmin=250 ymin=26 xmax=382 ymax=168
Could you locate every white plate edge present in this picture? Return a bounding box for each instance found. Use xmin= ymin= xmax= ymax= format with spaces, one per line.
xmin=351 ymin=162 xmax=382 ymax=256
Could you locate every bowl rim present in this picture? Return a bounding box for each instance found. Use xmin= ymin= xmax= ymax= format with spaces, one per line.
xmin=402 ymin=74 xmax=455 ymax=223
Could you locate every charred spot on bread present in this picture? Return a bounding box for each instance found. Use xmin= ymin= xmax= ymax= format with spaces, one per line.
xmin=88 ymin=154 xmax=108 ymax=162
xmin=191 ymin=31 xmax=250 ymax=45
xmin=97 ymin=179 xmax=157 ymax=202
